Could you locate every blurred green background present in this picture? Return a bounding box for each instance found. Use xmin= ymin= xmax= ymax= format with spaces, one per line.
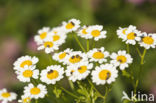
xmin=0 ymin=0 xmax=156 ymax=103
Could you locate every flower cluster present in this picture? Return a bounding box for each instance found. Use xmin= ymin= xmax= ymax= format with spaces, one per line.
xmin=117 ymin=25 xmax=156 ymax=49
xmin=1 ymin=18 xmax=155 ymax=103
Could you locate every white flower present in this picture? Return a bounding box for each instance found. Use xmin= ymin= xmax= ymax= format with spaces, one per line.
xmin=0 ymin=89 xmax=17 ymax=103
xmin=139 ymin=32 xmax=156 ymax=49
xmin=37 ymin=37 xmax=59 ymax=54
xmin=77 ymin=25 xmax=92 ymax=39
xmin=122 ymin=28 xmax=141 ymax=45
xmin=91 ymin=64 xmax=118 ymax=85
xmin=16 ymin=65 xmax=39 ymax=82
xmin=40 ymin=65 xmax=64 ymax=84
xmin=117 ymin=25 xmax=136 ymax=39
xmin=65 ymin=51 xmax=88 ymax=65
xmin=47 ymin=28 xmax=67 ymax=45
xmin=65 ymin=66 xmax=77 ymax=82
xmin=66 ymin=62 xmax=93 ymax=82
xmin=18 ymin=94 xmax=31 ymax=103
xmin=52 ymin=48 xmax=73 ymax=64
xmin=24 ymin=83 xmax=47 ymax=99
xmin=34 ymin=27 xmax=50 ymax=44
xmin=110 ymin=50 xmax=133 ymax=70
xmin=87 ymin=47 xmax=109 ymax=63
xmin=13 ymin=55 xmax=39 ymax=71
xmin=62 ymin=18 xmax=80 ymax=33
xmin=86 ymin=25 xmax=107 ymax=41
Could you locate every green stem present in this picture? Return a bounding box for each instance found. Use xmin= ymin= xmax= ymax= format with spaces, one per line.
xmin=88 ymin=79 xmax=104 ymax=99
xmin=140 ymin=49 xmax=147 ymax=65
xmin=126 ymin=44 xmax=130 ymax=53
xmin=74 ymin=35 xmax=86 ymax=52
xmin=60 ymin=87 xmax=79 ymax=99
xmin=68 ymin=80 xmax=74 ymax=90
xmin=35 ymin=100 xmax=38 ymax=103
xmin=135 ymin=46 xmax=142 ymax=57
xmin=87 ymin=39 xmax=90 ymax=51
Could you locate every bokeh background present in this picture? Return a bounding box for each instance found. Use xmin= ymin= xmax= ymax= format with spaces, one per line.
xmin=0 ymin=0 xmax=156 ymax=103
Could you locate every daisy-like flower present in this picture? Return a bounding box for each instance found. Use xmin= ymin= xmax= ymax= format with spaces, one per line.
xmin=77 ymin=25 xmax=92 ymax=39
xmin=34 ymin=27 xmax=50 ymax=44
xmin=18 ymin=94 xmax=31 ymax=103
xmin=110 ymin=50 xmax=133 ymax=70
xmin=117 ymin=25 xmax=136 ymax=39
xmin=47 ymin=28 xmax=67 ymax=45
xmin=24 ymin=83 xmax=47 ymax=99
xmin=91 ymin=64 xmax=118 ymax=85
xmin=37 ymin=37 xmax=59 ymax=54
xmin=87 ymin=47 xmax=109 ymax=63
xmin=40 ymin=65 xmax=64 ymax=84
xmin=65 ymin=51 xmax=88 ymax=65
xmin=66 ymin=62 xmax=93 ymax=81
xmin=62 ymin=18 xmax=80 ymax=33
xmin=13 ymin=55 xmax=39 ymax=71
xmin=52 ymin=48 xmax=73 ymax=64
xmin=86 ymin=25 xmax=107 ymax=41
xmin=16 ymin=65 xmax=39 ymax=82
xmin=0 ymin=89 xmax=17 ymax=103
xmin=122 ymin=27 xmax=141 ymax=45
xmin=139 ymin=32 xmax=156 ymax=49
xmin=65 ymin=66 xmax=77 ymax=82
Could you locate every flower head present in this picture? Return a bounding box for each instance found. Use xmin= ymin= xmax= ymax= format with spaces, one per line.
xmin=91 ymin=64 xmax=118 ymax=85
xmin=87 ymin=47 xmax=109 ymax=63
xmin=0 ymin=89 xmax=17 ymax=103
xmin=24 ymin=83 xmax=47 ymax=99
xmin=139 ymin=32 xmax=156 ymax=49
xmin=40 ymin=65 xmax=64 ymax=84
xmin=110 ymin=50 xmax=133 ymax=70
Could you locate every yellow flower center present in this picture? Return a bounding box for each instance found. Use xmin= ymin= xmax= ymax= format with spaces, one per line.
xmin=1 ymin=92 xmax=11 ymax=98
xmin=92 ymin=52 xmax=104 ymax=59
xmin=44 ymin=42 xmax=53 ymax=48
xmin=23 ymin=70 xmax=33 ymax=78
xmin=142 ymin=36 xmax=154 ymax=45
xmin=91 ymin=30 xmax=100 ymax=37
xmin=78 ymin=66 xmax=87 ymax=74
xmin=54 ymin=31 xmax=57 ymax=34
xmin=66 ymin=22 xmax=74 ymax=29
xmin=20 ymin=60 xmax=32 ymax=68
xmin=53 ymin=35 xmax=60 ymax=41
xmin=99 ymin=70 xmax=111 ymax=80
xmin=117 ymin=55 xmax=127 ymax=63
xmin=82 ymin=29 xmax=87 ymax=34
xmin=122 ymin=29 xmax=127 ymax=34
xmin=59 ymin=52 xmax=66 ymax=59
xmin=69 ymin=55 xmax=82 ymax=64
xmin=47 ymin=70 xmax=59 ymax=80
xmin=40 ymin=32 xmax=47 ymax=39
xmin=23 ymin=97 xmax=31 ymax=103
xmin=127 ymin=32 xmax=136 ymax=40
xmin=30 ymin=87 xmax=40 ymax=95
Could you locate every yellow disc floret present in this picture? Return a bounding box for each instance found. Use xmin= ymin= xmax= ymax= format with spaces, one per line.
xmin=1 ymin=92 xmax=11 ymax=98
xmin=20 ymin=60 xmax=32 ymax=68
xmin=91 ymin=30 xmax=100 ymax=37
xmin=23 ymin=70 xmax=33 ymax=78
xmin=78 ymin=66 xmax=87 ymax=74
xmin=47 ymin=70 xmax=59 ymax=80
xmin=30 ymin=87 xmax=40 ymax=95
xmin=92 ymin=52 xmax=104 ymax=59
xmin=117 ymin=55 xmax=127 ymax=63
xmin=99 ymin=70 xmax=111 ymax=80
xmin=44 ymin=42 xmax=53 ymax=48
xmin=142 ymin=36 xmax=154 ymax=45
xmin=40 ymin=32 xmax=47 ymax=39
